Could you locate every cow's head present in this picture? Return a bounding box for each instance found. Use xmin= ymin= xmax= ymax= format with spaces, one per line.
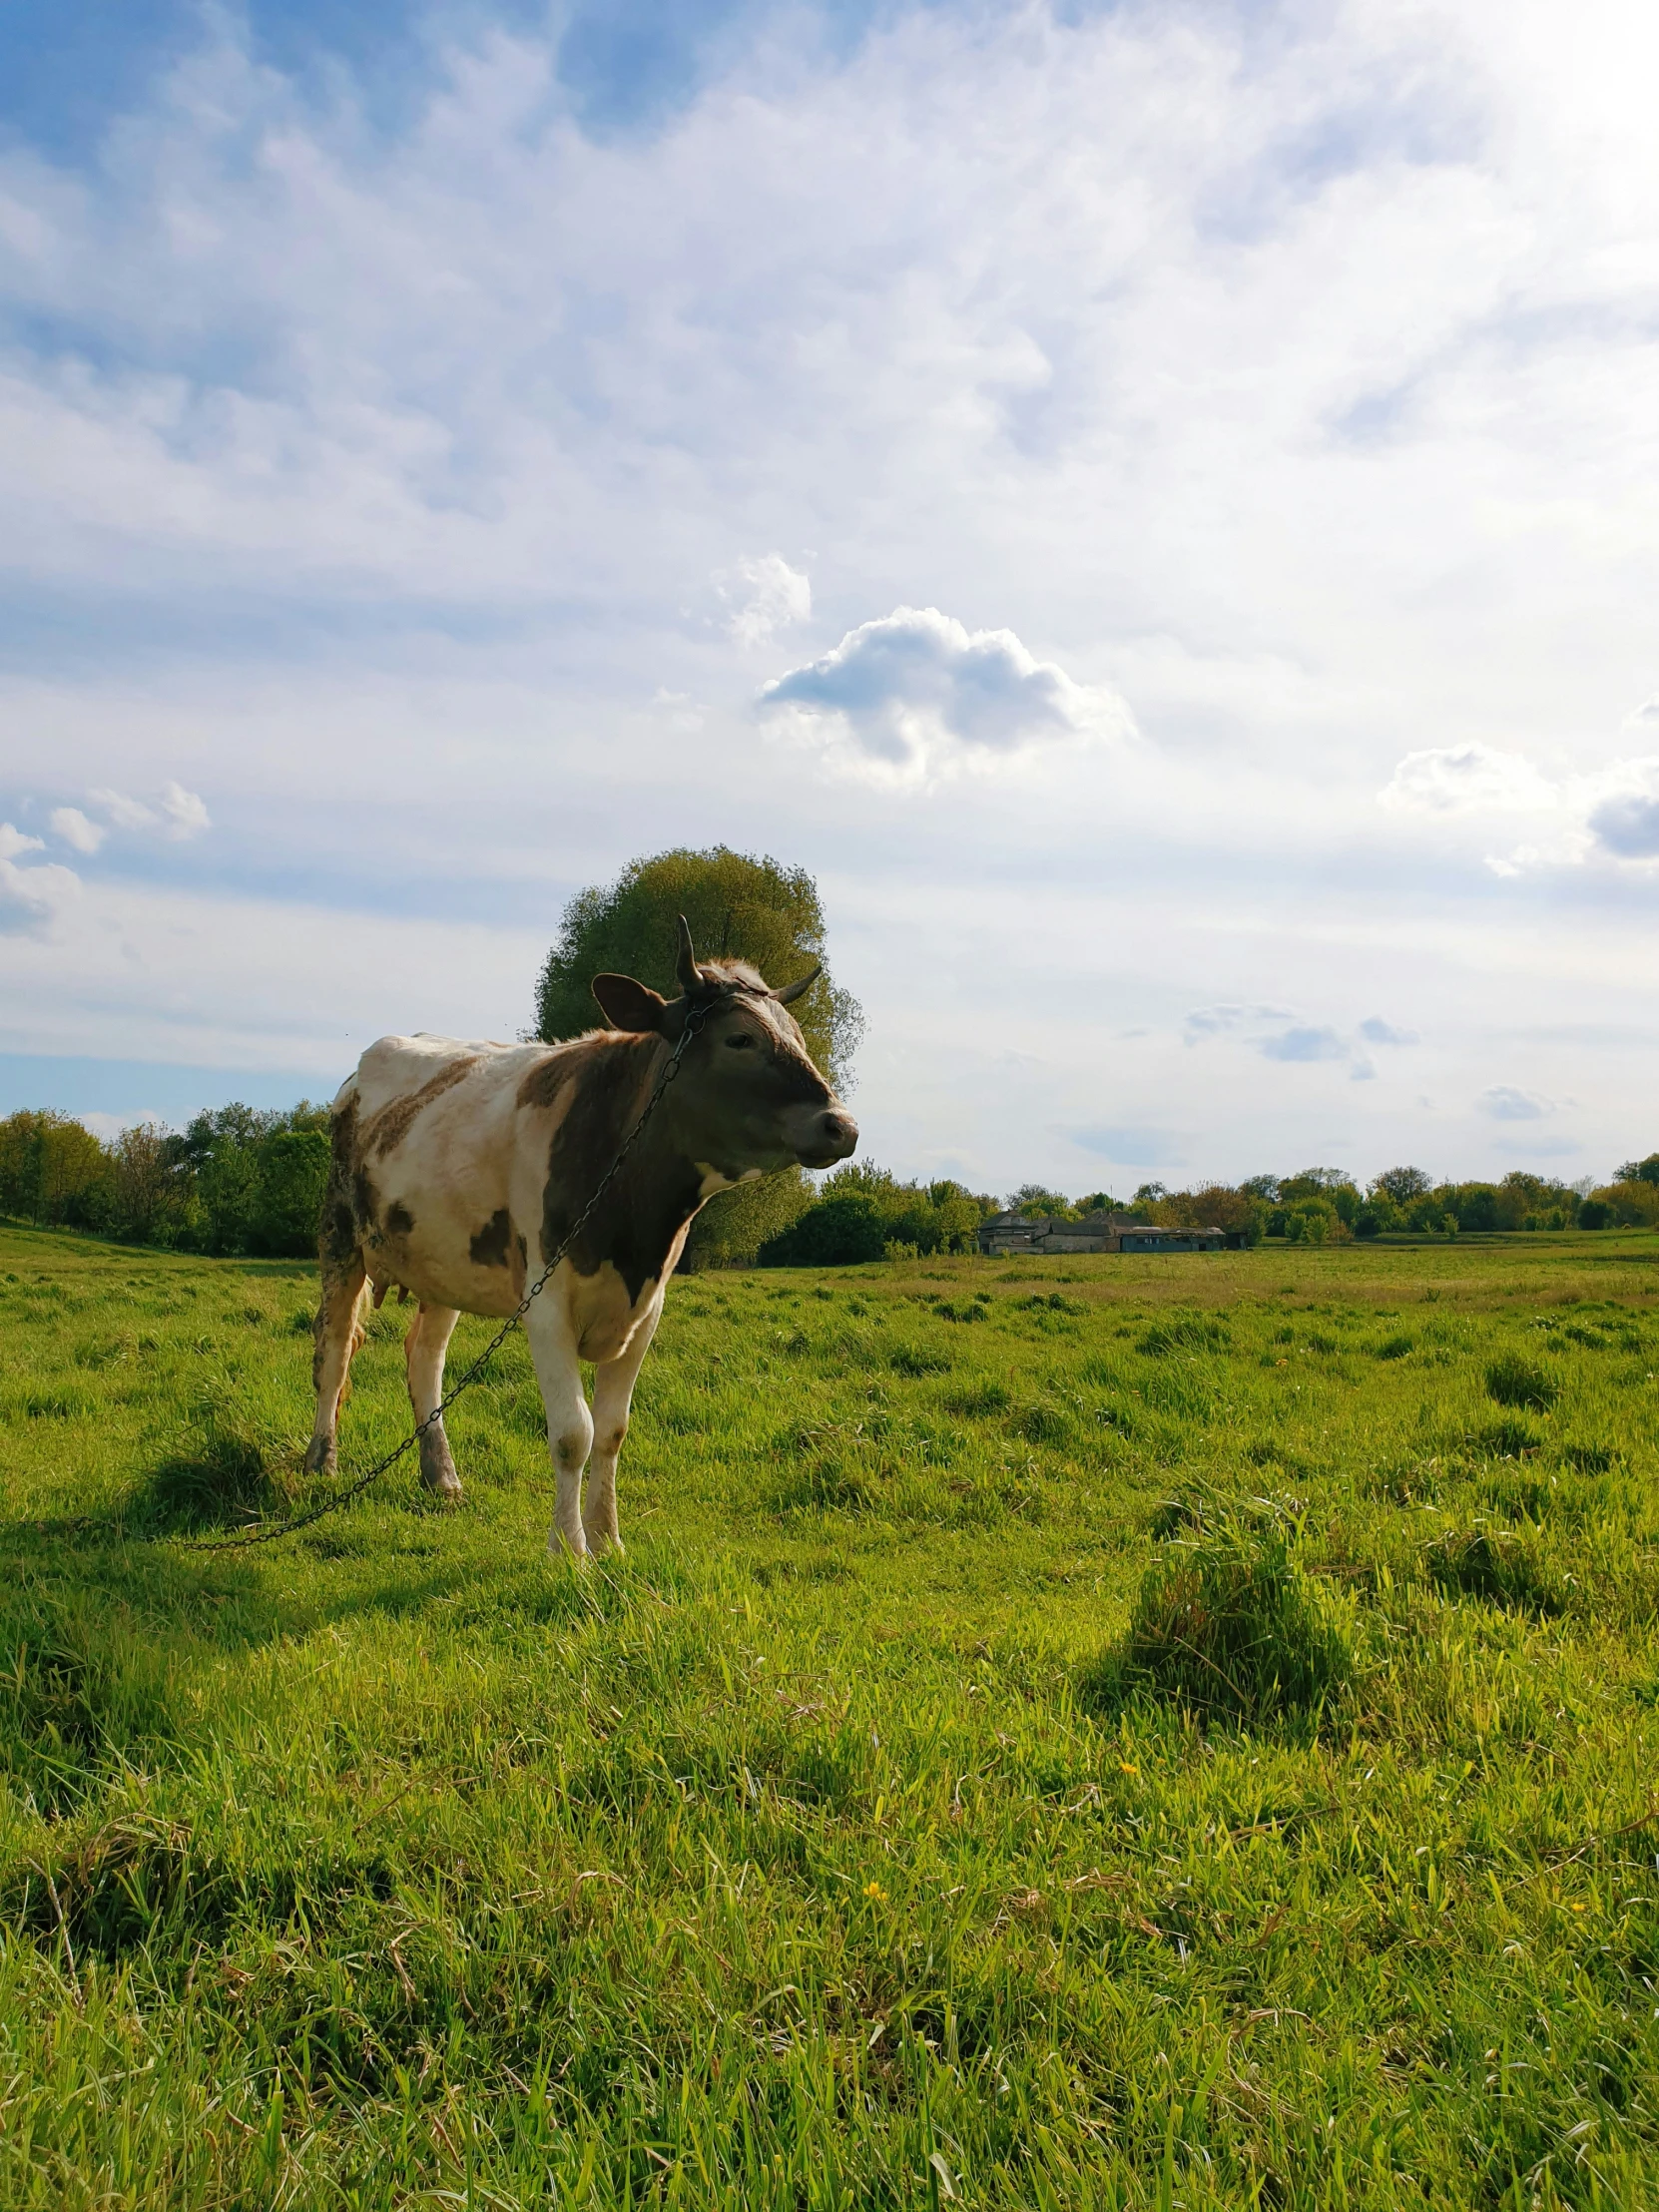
xmin=592 ymin=917 xmax=858 ymax=1174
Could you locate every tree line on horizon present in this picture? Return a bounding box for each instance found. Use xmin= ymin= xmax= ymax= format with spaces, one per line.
xmin=5 ymin=845 xmax=1656 ymax=1266
xmin=3 ymin=1102 xmax=1656 ymax=1267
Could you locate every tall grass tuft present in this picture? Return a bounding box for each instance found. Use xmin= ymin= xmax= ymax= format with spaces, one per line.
xmin=130 ymin=1377 xmax=301 ymax=1531
xmin=1115 ymin=1514 xmax=1354 ymax=1725
xmin=1484 ymin=1352 xmax=1561 ymax=1410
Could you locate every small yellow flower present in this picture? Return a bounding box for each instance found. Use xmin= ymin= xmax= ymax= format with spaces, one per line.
xmin=864 ymin=1879 xmax=887 ymax=1902
xmin=1118 ymin=1761 xmax=1139 ymax=1776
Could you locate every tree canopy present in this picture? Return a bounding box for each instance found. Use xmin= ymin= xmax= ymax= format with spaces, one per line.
xmin=533 ymin=846 xmax=865 ymax=1266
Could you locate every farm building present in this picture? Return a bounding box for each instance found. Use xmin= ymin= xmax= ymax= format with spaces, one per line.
xmin=976 ymin=1210 xmax=1227 ymax=1256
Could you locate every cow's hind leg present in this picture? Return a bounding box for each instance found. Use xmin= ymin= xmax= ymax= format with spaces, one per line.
xmin=524 ymin=1296 xmax=592 ymax=1559
xmin=406 ymin=1302 xmax=463 ymax=1499
xmin=306 ymin=1255 xmax=367 ymax=1475
xmin=584 ymin=1299 xmax=663 ymax=1557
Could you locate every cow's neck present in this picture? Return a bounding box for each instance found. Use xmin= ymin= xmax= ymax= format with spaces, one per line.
xmin=542 ymin=1037 xmax=722 ymax=1304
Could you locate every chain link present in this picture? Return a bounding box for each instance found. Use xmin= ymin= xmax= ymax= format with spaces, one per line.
xmin=169 ymin=1002 xmax=714 ymax=1553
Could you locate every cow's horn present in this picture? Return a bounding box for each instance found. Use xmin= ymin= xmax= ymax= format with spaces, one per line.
xmin=675 ymin=914 xmax=701 ymax=993
xmin=773 ymin=964 xmax=821 ymax=1007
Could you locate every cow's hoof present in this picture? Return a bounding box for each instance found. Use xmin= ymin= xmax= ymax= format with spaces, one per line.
xmin=549 ymin=1531 xmax=591 ymax=1565
xmin=302 ymin=1436 xmax=336 ymax=1477
xmin=418 ymin=1428 xmax=462 ymax=1501
xmin=583 ymin=1529 xmax=623 ymax=1559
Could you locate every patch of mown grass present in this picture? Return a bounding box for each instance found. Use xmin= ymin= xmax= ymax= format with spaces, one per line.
xmin=2 ymin=1225 xmax=1659 ymax=2205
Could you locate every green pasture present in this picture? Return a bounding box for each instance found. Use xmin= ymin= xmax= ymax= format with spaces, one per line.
xmin=1 ymin=1225 xmax=1657 ymax=2208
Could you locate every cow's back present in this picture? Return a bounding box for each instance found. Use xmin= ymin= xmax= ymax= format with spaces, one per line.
xmin=332 ymin=1033 xmax=573 ymax=1315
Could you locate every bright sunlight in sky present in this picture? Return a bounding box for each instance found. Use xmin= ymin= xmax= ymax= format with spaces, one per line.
xmin=3 ymin=0 xmax=1658 ymax=1188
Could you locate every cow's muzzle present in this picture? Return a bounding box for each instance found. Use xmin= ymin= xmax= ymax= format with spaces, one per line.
xmin=797 ymin=1108 xmax=858 ymax=1169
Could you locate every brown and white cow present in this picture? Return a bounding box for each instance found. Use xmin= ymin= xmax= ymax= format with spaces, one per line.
xmin=305 ymin=920 xmax=856 ymax=1557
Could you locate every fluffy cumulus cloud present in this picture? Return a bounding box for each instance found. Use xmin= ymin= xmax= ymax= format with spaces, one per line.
xmin=48 ymin=806 xmax=105 ymax=853
xmin=0 ymin=823 xmax=78 ymax=935
xmin=759 ymin=607 xmax=1134 ymax=786
xmin=1587 ymin=771 xmax=1659 ymax=859
xmin=1379 ymin=743 xmax=1659 ymax=871
xmin=1379 ymin=746 xmax=1558 ymax=817
xmin=722 ymin=554 xmax=812 ymax=648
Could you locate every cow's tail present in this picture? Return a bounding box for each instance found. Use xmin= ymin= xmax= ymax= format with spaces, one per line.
xmin=312 ymin=1073 xmax=371 ymax=1390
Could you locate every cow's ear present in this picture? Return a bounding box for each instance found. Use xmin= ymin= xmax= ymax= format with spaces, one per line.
xmin=592 ymin=973 xmax=669 ymax=1033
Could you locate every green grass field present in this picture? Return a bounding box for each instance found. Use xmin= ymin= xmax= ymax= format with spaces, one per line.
xmin=2 ymin=1225 xmax=1658 ymax=2209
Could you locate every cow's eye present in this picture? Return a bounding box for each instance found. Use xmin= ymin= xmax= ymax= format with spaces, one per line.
xmin=726 ymin=1033 xmax=757 ymax=1050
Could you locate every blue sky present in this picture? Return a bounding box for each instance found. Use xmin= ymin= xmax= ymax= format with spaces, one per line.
xmin=3 ymin=0 xmax=1659 ymax=1190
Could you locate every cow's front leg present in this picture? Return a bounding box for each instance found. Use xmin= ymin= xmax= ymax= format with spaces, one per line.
xmin=405 ymin=1302 xmax=462 ymax=1499
xmin=584 ymin=1297 xmax=664 ymax=1557
xmin=306 ymin=1255 xmax=366 ymax=1475
xmin=524 ymin=1294 xmax=593 ymax=1559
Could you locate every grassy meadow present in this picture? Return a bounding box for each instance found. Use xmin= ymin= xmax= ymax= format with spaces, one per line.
xmin=1 ymin=1224 xmax=1658 ymax=2208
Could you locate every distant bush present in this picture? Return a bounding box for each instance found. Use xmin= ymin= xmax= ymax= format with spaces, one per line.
xmin=758 ymin=1165 xmax=994 ymax=1267
xmin=1115 ymin=1516 xmax=1353 ymax=1725
xmin=0 ymin=1099 xmax=331 ymax=1258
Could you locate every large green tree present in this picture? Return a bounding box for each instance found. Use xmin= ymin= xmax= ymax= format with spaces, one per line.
xmin=533 ymin=846 xmax=864 ymax=1266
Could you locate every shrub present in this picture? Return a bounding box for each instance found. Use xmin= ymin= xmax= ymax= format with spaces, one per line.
xmin=758 ymin=1195 xmax=887 ymax=1267
xmin=1484 ymin=1353 xmax=1561 ymax=1411
xmin=1117 ymin=1517 xmax=1353 ymax=1724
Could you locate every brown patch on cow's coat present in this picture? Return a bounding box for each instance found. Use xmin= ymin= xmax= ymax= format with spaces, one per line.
xmin=516 ymin=1050 xmax=583 ymax=1112
xmin=386 ymin=1201 xmax=415 ymax=1237
xmin=541 ymin=1035 xmax=707 ymax=1304
xmin=352 ymin=1163 xmax=382 ymax=1246
xmin=470 ymin=1208 xmax=513 ymax=1268
xmin=365 ymin=1054 xmax=479 ymax=1159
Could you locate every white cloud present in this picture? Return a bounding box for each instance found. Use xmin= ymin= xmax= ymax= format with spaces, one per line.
xmin=722 ymin=554 xmax=811 ymax=648
xmin=84 ymin=783 xmax=212 ymax=840
xmin=759 ymin=606 xmax=1134 ymax=787
xmin=1480 ymin=1084 xmax=1554 ymax=1122
xmin=49 ymin=806 xmax=105 ymax=852
xmin=77 ymin=1109 xmax=163 ymax=1142
xmin=0 ymin=822 xmax=78 ymax=936
xmin=1378 ymin=745 xmax=1558 ymax=817
xmin=1359 ymin=1016 xmax=1419 ymax=1045
xmin=158 ymin=781 xmax=212 ymax=837
xmin=88 ymin=788 xmax=165 ymax=832
xmin=1585 ymin=760 xmax=1659 ymax=858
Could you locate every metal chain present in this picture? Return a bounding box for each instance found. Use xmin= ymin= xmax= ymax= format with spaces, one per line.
xmin=167 ymin=1002 xmax=713 ymax=1553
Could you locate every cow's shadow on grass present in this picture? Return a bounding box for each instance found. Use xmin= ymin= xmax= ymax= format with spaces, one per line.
xmin=0 ymin=1465 xmax=661 ymax=1817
